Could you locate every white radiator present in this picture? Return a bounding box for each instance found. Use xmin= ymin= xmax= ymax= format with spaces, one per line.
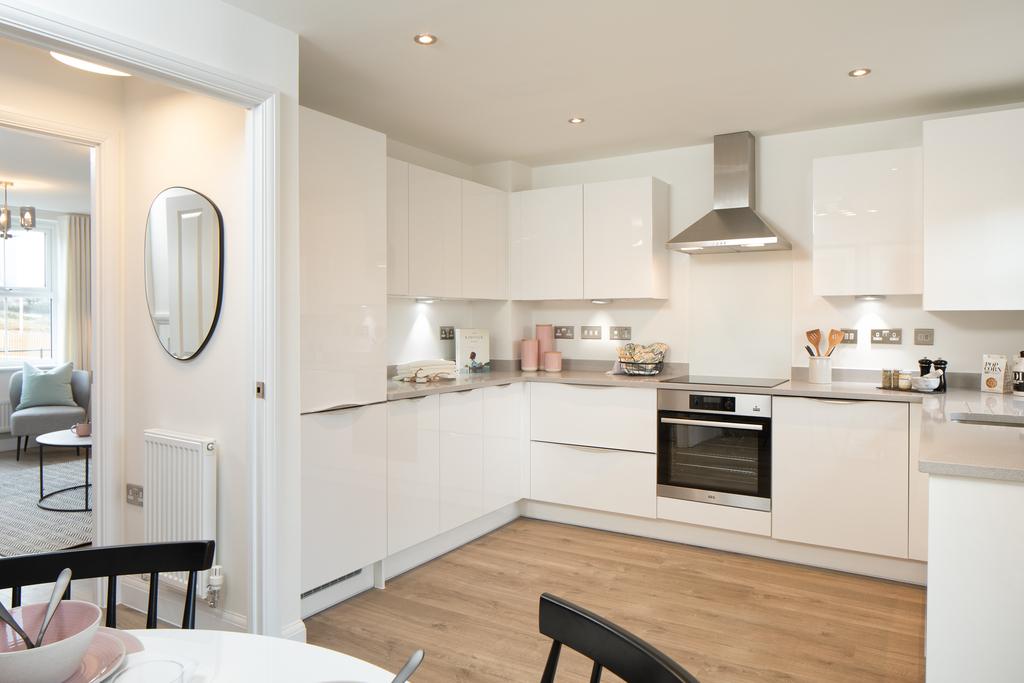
xmin=143 ymin=429 xmax=217 ymax=598
xmin=0 ymin=399 xmax=12 ymax=433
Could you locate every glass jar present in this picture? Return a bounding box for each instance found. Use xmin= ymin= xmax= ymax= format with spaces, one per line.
xmin=898 ymin=371 xmax=912 ymax=390
xmin=881 ymin=369 xmax=893 ymax=389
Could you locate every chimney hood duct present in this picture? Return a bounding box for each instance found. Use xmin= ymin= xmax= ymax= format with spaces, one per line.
xmin=666 ymin=131 xmax=790 ymax=254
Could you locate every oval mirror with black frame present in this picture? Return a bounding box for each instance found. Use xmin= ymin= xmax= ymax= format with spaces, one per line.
xmin=144 ymin=187 xmax=224 ymax=360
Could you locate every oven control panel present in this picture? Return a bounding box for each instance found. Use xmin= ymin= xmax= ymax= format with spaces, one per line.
xmin=657 ymin=390 xmax=771 ymax=418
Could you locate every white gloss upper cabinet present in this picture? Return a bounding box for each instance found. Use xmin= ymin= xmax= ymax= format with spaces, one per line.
xmin=923 ymin=107 xmax=1024 ymax=310
xmin=461 ymin=180 xmax=508 ymax=300
xmin=812 ymin=148 xmax=922 ymax=297
xmin=772 ymin=397 xmax=909 ymax=558
xmin=387 ymin=158 xmax=410 ymax=296
xmin=300 ymin=404 xmax=387 ymax=593
xmin=299 ymin=107 xmax=387 ymax=413
xmin=510 ymin=185 xmax=584 ymax=300
xmin=387 ymin=395 xmax=440 ymax=555
xmin=583 ymin=178 xmax=669 ymax=300
xmin=409 ymin=164 xmax=462 ymax=298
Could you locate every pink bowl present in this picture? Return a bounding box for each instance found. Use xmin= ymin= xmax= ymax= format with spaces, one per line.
xmin=0 ymin=600 xmax=101 ymax=683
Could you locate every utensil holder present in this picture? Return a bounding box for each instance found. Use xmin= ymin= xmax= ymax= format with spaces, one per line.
xmin=808 ymin=356 xmax=832 ymax=384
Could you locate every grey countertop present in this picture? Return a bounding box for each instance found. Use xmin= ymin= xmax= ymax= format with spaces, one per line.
xmin=386 ymin=368 xmax=1024 ymax=483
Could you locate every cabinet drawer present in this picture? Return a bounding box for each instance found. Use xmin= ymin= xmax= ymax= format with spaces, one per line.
xmin=530 ymin=383 xmax=656 ymax=453
xmin=530 ymin=441 xmax=655 ymax=518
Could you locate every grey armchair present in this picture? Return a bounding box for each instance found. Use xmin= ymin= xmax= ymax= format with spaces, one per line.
xmin=9 ymin=370 xmax=90 ymax=461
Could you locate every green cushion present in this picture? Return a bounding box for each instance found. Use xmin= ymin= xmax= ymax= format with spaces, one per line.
xmin=18 ymin=362 xmax=77 ymax=410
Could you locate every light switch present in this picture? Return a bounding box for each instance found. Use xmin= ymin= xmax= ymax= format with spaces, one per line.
xmin=581 ymin=326 xmax=601 ymax=340
xmin=841 ymin=328 xmax=858 ymax=344
xmin=914 ymin=328 xmax=935 ymax=345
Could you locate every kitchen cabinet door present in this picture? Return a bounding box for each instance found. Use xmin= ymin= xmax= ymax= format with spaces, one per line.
xmin=923 ymin=107 xmax=1024 ymax=310
xmin=387 ymin=157 xmax=410 ymax=296
xmin=482 ymin=383 xmax=523 ymax=513
xmin=583 ymin=178 xmax=669 ymax=300
xmin=772 ymin=397 xmax=909 ymax=558
xmin=530 ymin=441 xmax=656 ymax=518
xmin=387 ymin=395 xmax=440 ymax=555
xmin=439 ymin=389 xmax=484 ymax=532
xmin=509 ymin=185 xmax=584 ymax=300
xmin=299 ymin=107 xmax=387 ymax=413
xmin=812 ymin=148 xmax=922 ymax=296
xmin=301 ymin=404 xmax=387 ymax=593
xmin=530 ymin=383 xmax=657 ymax=453
xmin=462 ymin=180 xmax=508 ymax=300
xmin=409 ymin=164 xmax=462 ymax=298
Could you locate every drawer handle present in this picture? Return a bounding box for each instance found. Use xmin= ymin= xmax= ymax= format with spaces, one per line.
xmin=660 ymin=417 xmax=763 ymax=431
xmin=809 ymin=398 xmax=860 ymax=405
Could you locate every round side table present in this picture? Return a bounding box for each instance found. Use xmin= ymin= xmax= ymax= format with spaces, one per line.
xmin=36 ymin=428 xmax=93 ymax=512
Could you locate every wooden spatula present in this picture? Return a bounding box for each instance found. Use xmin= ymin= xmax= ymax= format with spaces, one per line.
xmin=825 ymin=328 xmax=844 ymax=357
xmin=805 ymin=329 xmax=822 ymax=356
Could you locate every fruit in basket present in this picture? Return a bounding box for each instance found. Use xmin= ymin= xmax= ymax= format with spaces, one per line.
xmin=617 ymin=343 xmax=668 ymax=364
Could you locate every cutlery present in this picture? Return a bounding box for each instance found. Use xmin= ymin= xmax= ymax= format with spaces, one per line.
xmin=805 ymin=329 xmax=822 ymax=356
xmin=392 ymin=649 xmax=424 ymax=683
xmin=0 ymin=600 xmax=35 ymax=649
xmin=824 ymin=328 xmax=844 ymax=357
xmin=36 ymin=567 xmax=73 ymax=646
xmin=804 ymin=345 xmax=816 ymax=358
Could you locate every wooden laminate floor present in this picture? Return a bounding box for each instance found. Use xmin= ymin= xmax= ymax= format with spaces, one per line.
xmin=305 ymin=519 xmax=926 ymax=683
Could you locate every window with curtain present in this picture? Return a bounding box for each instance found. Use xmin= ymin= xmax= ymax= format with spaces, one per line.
xmin=0 ymin=219 xmax=56 ymax=362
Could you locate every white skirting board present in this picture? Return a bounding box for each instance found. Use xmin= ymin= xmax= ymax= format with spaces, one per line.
xmin=119 ymin=576 xmax=246 ymax=632
xmin=522 ymin=500 xmax=928 ymax=585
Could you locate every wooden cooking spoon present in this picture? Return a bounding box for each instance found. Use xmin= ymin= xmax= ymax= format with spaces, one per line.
xmin=805 ymin=329 xmax=822 ymax=356
xmin=825 ymin=328 xmax=845 ymax=357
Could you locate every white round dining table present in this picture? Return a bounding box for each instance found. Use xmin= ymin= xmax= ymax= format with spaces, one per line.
xmin=124 ymin=630 xmax=396 ymax=682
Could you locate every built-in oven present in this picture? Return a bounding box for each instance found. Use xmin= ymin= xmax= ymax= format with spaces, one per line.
xmin=657 ymin=390 xmax=772 ymax=511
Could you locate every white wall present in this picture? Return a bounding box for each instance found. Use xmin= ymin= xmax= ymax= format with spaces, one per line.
xmin=387 ymin=298 xmax=512 ymax=364
xmin=121 ymin=78 xmax=250 ymax=618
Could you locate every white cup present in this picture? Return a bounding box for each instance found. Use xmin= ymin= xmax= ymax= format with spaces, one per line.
xmin=808 ymin=356 xmax=832 ymax=384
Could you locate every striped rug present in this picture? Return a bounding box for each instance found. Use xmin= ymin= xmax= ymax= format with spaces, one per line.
xmin=0 ymin=458 xmax=93 ymax=556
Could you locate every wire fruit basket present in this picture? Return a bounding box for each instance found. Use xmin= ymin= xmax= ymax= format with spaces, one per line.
xmin=619 ymin=361 xmax=664 ymax=376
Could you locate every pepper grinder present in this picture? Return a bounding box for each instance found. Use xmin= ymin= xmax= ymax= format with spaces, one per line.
xmin=918 ymin=357 xmax=933 ymax=378
xmin=932 ymin=358 xmax=948 ymax=393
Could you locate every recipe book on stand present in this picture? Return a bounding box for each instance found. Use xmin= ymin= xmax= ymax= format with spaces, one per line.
xmin=455 ymin=328 xmax=490 ymax=374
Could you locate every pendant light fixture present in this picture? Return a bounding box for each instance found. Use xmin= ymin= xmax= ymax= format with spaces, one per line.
xmin=19 ymin=205 xmax=35 ymax=229
xmin=0 ymin=182 xmax=32 ymax=238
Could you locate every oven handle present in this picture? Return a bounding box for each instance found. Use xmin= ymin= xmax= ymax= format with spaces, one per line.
xmin=659 ymin=417 xmax=764 ymax=431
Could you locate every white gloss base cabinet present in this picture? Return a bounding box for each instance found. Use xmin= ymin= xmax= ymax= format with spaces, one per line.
xmin=926 ymin=475 xmax=1024 ymax=682
xmin=812 ymin=147 xmax=922 ymax=296
xmin=387 ymin=395 xmax=440 ymax=556
xmin=656 ymin=496 xmax=771 ymax=537
xmin=583 ymin=177 xmax=669 ymax=300
xmin=439 ymin=390 xmax=484 ymax=533
xmin=530 ymin=383 xmax=656 ymax=453
xmin=772 ymin=397 xmax=910 ymax=558
xmin=530 ymin=441 xmax=656 ymax=519
xmin=923 ymin=106 xmax=1024 ymax=310
xmin=483 ymin=383 xmax=525 ymax=512
xmin=300 ymin=404 xmax=387 ymax=594
xmin=298 ymin=107 xmax=387 ymax=412
xmin=509 ymin=185 xmax=584 ymax=300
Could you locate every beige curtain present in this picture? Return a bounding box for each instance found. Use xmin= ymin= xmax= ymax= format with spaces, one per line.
xmin=63 ymin=214 xmax=92 ymax=372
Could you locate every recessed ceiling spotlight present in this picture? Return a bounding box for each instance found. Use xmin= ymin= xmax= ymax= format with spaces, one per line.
xmin=50 ymin=51 xmax=130 ymax=77
xmin=568 ymin=116 xmax=585 ymax=124
xmin=848 ymin=67 xmax=872 ymax=78
xmin=413 ymin=33 xmax=438 ymax=46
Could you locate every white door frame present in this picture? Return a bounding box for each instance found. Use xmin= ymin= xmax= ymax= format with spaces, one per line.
xmin=0 ymin=4 xmax=286 ymax=635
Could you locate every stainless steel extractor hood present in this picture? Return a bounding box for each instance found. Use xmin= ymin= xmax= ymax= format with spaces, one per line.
xmin=666 ymin=131 xmax=790 ymax=254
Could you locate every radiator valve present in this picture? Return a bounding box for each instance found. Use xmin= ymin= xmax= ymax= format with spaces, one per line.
xmin=206 ymin=565 xmax=224 ymax=608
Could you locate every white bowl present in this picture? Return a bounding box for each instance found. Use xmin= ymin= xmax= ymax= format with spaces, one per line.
xmin=912 ymin=376 xmax=941 ymax=392
xmin=0 ymin=600 xmax=101 ymax=683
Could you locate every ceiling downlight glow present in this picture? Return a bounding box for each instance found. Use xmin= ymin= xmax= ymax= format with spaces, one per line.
xmin=848 ymin=67 xmax=872 ymax=78
xmin=568 ymin=117 xmax=585 ymax=125
xmin=50 ymin=51 xmax=130 ymax=77
xmin=413 ymin=33 xmax=438 ymax=46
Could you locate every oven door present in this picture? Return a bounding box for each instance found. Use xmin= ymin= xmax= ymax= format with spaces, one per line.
xmin=657 ymin=411 xmax=771 ymax=511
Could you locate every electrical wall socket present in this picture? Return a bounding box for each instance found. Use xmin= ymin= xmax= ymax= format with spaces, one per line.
xmin=871 ymin=328 xmax=903 ymax=345
xmin=841 ymin=328 xmax=858 ymax=344
xmin=609 ymin=326 xmax=632 ymax=341
xmin=581 ymin=326 xmax=602 ymax=340
xmin=126 ymin=483 xmax=144 ymax=507
xmin=439 ymin=326 xmax=455 ymax=341
xmin=914 ymin=328 xmax=935 ymax=345
xmin=554 ymin=325 xmax=574 ymax=339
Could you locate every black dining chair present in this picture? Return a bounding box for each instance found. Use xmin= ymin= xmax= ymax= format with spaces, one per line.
xmin=538 ymin=593 xmax=702 ymax=683
xmin=0 ymin=540 xmax=215 ymax=629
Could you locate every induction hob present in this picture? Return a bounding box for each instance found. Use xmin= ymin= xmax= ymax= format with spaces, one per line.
xmin=661 ymin=375 xmax=788 ymax=389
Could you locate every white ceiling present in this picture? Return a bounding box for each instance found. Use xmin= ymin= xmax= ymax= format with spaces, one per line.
xmin=228 ymin=0 xmax=1024 ymax=166
xmin=0 ymin=125 xmax=90 ymax=214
